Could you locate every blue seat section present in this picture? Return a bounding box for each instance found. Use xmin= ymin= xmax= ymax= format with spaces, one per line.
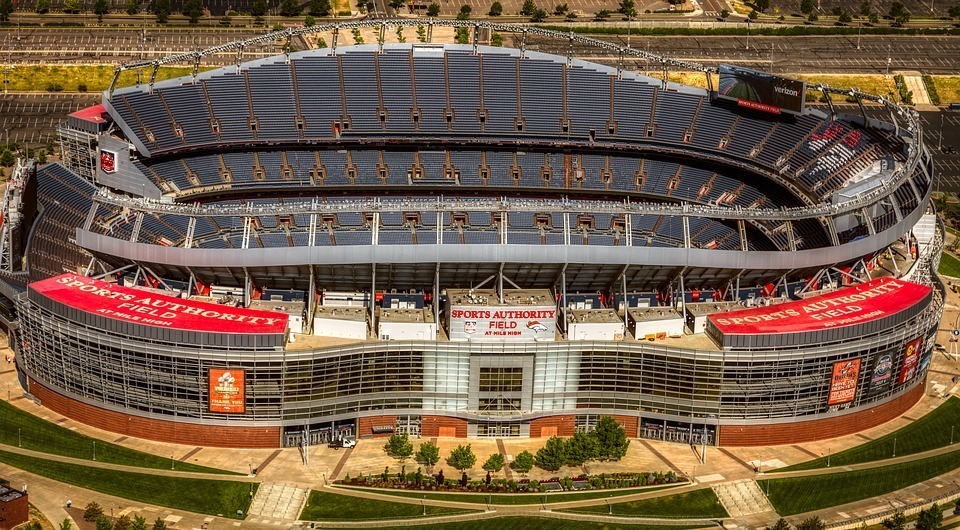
xmin=29 ymin=164 xmax=98 ymax=280
xmin=248 ymin=63 xmax=298 ymax=141
xmin=481 ymin=53 xmax=519 ymax=135
xmin=446 ymin=51 xmax=483 ymax=135
xmin=612 ymin=78 xmax=655 ymax=140
xmin=162 ymin=83 xmax=218 ymax=147
xmin=378 ymin=50 xmax=416 ymax=133
xmin=341 ymin=52 xmax=382 ymax=133
xmin=117 ymin=91 xmax=181 ymax=151
xmin=567 ymin=64 xmax=610 ymax=140
xmin=412 ymin=51 xmax=448 ymax=134
xmin=519 ymin=58 xmax=563 ymax=135
xmin=653 ymin=92 xmax=700 ymax=144
xmin=204 ymin=74 xmax=254 ymax=144
xmin=294 ymin=55 xmax=343 ymax=138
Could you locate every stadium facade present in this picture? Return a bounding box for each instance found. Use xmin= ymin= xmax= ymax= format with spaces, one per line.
xmin=0 ymin=22 xmax=944 ymax=448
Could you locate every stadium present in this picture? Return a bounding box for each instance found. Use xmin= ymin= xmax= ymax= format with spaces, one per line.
xmin=0 ymin=20 xmax=944 ymax=449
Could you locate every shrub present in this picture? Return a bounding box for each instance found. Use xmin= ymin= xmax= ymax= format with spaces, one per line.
xmin=83 ymin=502 xmax=104 ymax=522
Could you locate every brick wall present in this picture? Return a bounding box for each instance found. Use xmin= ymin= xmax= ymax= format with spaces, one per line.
xmin=0 ymin=491 xmax=28 ymax=530
xmin=530 ymin=415 xmax=575 ymax=437
xmin=421 ymin=415 xmax=468 ymax=437
xmin=358 ymin=415 xmax=397 ymax=438
xmin=718 ymin=381 xmax=925 ymax=446
xmin=29 ymin=379 xmax=281 ymax=448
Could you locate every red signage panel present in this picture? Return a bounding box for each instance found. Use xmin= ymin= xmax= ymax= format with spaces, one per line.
xmin=708 ymin=277 xmax=930 ymax=335
xmin=898 ymin=337 xmax=922 ymax=384
xmin=30 ymin=274 xmax=287 ymax=335
xmin=828 ymin=358 xmax=861 ymax=405
xmin=209 ymin=368 xmax=245 ymax=413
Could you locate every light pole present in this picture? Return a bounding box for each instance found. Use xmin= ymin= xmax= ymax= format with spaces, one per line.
xmin=857 ymin=22 xmax=862 ymax=50
xmin=939 ymin=113 xmax=945 ymax=152
xmin=17 ymin=428 xmax=20 ymax=448
xmin=93 ymin=440 xmax=96 ymax=461
xmin=951 ymin=425 xmax=954 ymax=445
xmin=893 ymin=437 xmax=897 ymax=457
xmin=746 ymin=19 xmax=751 ymax=50
xmin=171 ymin=452 xmax=175 ymax=470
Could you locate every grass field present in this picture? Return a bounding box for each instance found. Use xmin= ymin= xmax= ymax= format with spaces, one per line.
xmin=940 ymin=252 xmax=960 ymax=278
xmin=774 ymin=397 xmax=960 ymax=472
xmin=0 ymin=400 xmax=233 ymax=474
xmin=759 ymin=448 xmax=960 ymax=516
xmin=558 ymin=488 xmax=728 ymax=518
xmin=932 ymin=76 xmax=960 ymax=105
xmin=0 ymin=449 xmax=254 ymax=518
xmin=317 ymin=518 xmax=708 ymax=530
xmin=299 ymin=490 xmax=474 ymax=521
xmin=3 ymin=65 xmax=215 ymax=93
xmin=342 ymin=483 xmax=682 ymax=505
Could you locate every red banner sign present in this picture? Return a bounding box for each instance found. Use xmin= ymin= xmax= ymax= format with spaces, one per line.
xmin=828 ymin=358 xmax=861 ymax=405
xmin=209 ymin=368 xmax=245 ymax=413
xmin=708 ymin=277 xmax=930 ymax=335
xmin=898 ymin=337 xmax=922 ymax=384
xmin=30 ymin=274 xmax=287 ymax=335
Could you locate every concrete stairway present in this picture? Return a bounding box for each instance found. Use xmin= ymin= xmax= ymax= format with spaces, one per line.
xmin=248 ymin=482 xmax=309 ymax=521
xmin=712 ymin=478 xmax=775 ymax=517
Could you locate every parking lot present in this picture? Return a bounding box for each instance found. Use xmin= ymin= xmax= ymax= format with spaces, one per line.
xmin=0 ymin=94 xmax=100 ymax=148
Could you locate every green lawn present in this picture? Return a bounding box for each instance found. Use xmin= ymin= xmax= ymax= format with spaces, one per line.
xmin=558 ymin=488 xmax=727 ymax=518
xmin=316 ymin=518 xmax=708 ymax=530
xmin=759 ymin=449 xmax=960 ymax=516
xmin=0 ymin=449 xmax=254 ymax=518
xmin=774 ymin=397 xmax=960 ymax=473
xmin=299 ymin=490 xmax=474 ymax=521
xmin=0 ymin=400 xmax=234 ymax=474
xmin=941 ymin=252 xmax=960 ymax=278
xmin=344 ymin=482 xmax=682 ymax=505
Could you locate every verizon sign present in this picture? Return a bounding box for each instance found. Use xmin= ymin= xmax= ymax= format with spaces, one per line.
xmin=30 ymin=273 xmax=288 ymax=335
xmin=708 ymin=277 xmax=930 ymax=336
xmin=448 ymin=306 xmax=557 ymax=342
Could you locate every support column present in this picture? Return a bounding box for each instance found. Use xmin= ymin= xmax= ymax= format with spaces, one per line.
xmin=308 ymin=267 xmax=316 ymax=334
xmin=370 ymin=264 xmax=377 ymax=327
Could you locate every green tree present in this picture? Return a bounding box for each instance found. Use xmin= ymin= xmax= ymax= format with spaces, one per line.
xmin=488 ymin=0 xmax=501 ymax=15
xmin=182 ymin=0 xmax=202 ymax=22
xmin=618 ymin=0 xmax=636 ymax=17
xmin=448 ymin=444 xmax=476 ymax=471
xmin=35 ymin=0 xmax=50 ymax=14
xmin=868 ymin=12 xmax=878 ymax=23
xmin=529 ymin=6 xmax=546 ymax=20
xmin=95 ymin=518 xmax=113 ymax=530
xmin=458 ymin=4 xmax=471 ymax=16
xmin=916 ymin=503 xmax=943 ymax=530
xmin=594 ymin=8 xmax=611 ymax=19
xmin=719 ymin=8 xmax=729 ymax=18
xmin=153 ymin=0 xmax=171 ymax=22
xmin=280 ymin=0 xmax=302 ymax=15
xmin=94 ymin=0 xmax=110 ymax=20
xmin=889 ymin=1 xmax=909 ymax=22
xmin=511 ymin=450 xmax=534 ymax=474
xmin=308 ymin=0 xmax=330 ymax=15
xmin=535 ymin=435 xmax=568 ymax=471
xmin=416 ymin=440 xmax=440 ymax=466
xmin=748 ymin=9 xmax=758 ymax=19
xmin=520 ymin=0 xmax=535 ymax=15
xmin=384 ymin=433 xmax=413 ymax=460
xmin=83 ymin=503 xmax=104 ymax=523
xmin=251 ymin=0 xmax=268 ymax=15
xmin=482 ymin=452 xmax=505 ymax=472
xmin=950 ymin=4 xmax=960 ymax=18
xmin=838 ymin=11 xmax=851 ymax=23
xmin=565 ymin=430 xmax=599 ymax=466
xmin=60 ymin=519 xmax=73 ymax=530
xmin=859 ymin=0 xmax=870 ymax=16
xmin=807 ymin=12 xmax=818 ymax=21
xmin=0 ymin=0 xmax=13 ymax=21
xmin=799 ymin=0 xmax=813 ymax=14
xmin=151 ymin=518 xmax=167 ymax=530
xmin=553 ymin=2 xmax=566 ymax=14
xmin=426 ymin=1 xmax=439 ymax=15
xmin=490 ymin=32 xmax=503 ymax=46
xmin=591 ymin=416 xmax=630 ymax=460
xmin=455 ymin=26 xmax=469 ymax=43
xmin=125 ymin=0 xmax=139 ymax=14
xmin=304 ymin=14 xmax=315 ymax=24
xmin=389 ymin=0 xmax=406 ymax=10
xmin=795 ymin=517 xmax=826 ymax=530
xmin=130 ymin=516 xmax=147 ymax=530
xmin=765 ymin=519 xmax=792 ymax=530
xmin=754 ymin=0 xmax=769 ymax=12
xmin=881 ymin=518 xmax=901 ymax=530
xmin=113 ymin=515 xmax=133 ymax=530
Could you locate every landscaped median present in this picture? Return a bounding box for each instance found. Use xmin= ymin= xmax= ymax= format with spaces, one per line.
xmin=0 ymin=400 xmax=235 ymax=474
xmin=773 ymin=396 xmax=960 ymax=472
xmin=333 ymin=481 xmax=685 ymax=505
xmin=759 ymin=448 xmax=960 ymax=516
xmin=556 ymin=488 xmax=728 ymax=518
xmin=299 ymin=489 xmax=476 ymax=521
xmin=0 ymin=449 xmax=255 ymax=518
